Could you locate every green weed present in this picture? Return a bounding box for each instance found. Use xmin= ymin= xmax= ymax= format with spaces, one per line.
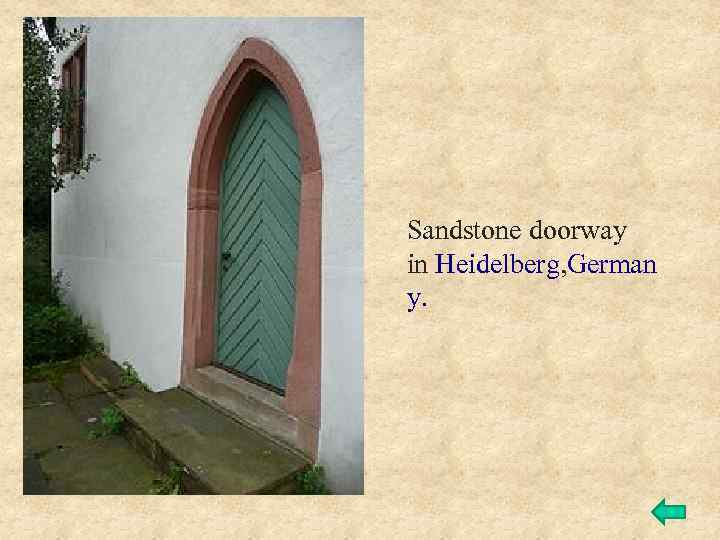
xmin=295 ymin=464 xmax=330 ymax=494
xmin=149 ymin=463 xmax=184 ymax=495
xmin=88 ymin=405 xmax=124 ymax=439
xmin=120 ymin=361 xmax=150 ymax=391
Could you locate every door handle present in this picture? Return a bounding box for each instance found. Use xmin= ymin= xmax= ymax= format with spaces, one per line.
xmin=221 ymin=251 xmax=233 ymax=270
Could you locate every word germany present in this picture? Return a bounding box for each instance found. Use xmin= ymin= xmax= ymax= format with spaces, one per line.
xmin=409 ymin=219 xmax=628 ymax=246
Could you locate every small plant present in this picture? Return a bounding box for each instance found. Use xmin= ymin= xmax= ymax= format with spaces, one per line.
xmin=88 ymin=405 xmax=124 ymax=439
xmin=149 ymin=463 xmax=184 ymax=495
xmin=295 ymin=464 xmax=330 ymax=494
xmin=101 ymin=406 xmax=124 ymax=434
xmin=24 ymin=301 xmax=103 ymax=367
xmin=23 ymin=232 xmax=63 ymax=306
xmin=23 ymin=239 xmax=103 ymax=369
xmin=120 ymin=361 xmax=149 ymax=390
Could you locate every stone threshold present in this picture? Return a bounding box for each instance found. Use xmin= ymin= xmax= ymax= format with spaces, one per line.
xmin=181 ymin=365 xmax=307 ymax=458
xmin=80 ymin=355 xmax=309 ymax=494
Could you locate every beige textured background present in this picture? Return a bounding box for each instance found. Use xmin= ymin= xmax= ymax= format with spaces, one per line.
xmin=7 ymin=2 xmax=719 ymax=538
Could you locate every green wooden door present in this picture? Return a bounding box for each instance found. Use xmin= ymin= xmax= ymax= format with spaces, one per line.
xmin=215 ymin=84 xmax=300 ymax=392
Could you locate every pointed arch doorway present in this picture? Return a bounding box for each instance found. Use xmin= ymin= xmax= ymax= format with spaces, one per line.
xmin=181 ymin=39 xmax=322 ymax=459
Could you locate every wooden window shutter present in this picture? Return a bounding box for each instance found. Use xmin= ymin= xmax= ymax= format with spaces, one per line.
xmin=60 ymin=42 xmax=86 ymax=172
xmin=74 ymin=43 xmax=85 ymax=160
xmin=60 ymin=62 xmax=71 ymax=171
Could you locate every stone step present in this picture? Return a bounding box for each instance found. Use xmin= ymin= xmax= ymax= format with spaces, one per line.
xmin=80 ymin=356 xmax=309 ymax=494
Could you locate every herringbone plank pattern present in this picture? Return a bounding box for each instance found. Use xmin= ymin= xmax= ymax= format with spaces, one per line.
xmin=215 ymin=84 xmax=301 ymax=391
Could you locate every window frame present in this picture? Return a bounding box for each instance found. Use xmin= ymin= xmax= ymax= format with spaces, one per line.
xmin=59 ymin=41 xmax=86 ymax=172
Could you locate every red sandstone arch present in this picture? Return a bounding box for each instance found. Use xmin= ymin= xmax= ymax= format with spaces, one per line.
xmin=181 ymin=38 xmax=322 ymax=458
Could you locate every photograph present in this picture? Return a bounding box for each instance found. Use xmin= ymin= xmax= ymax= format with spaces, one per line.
xmin=23 ymin=16 xmax=364 ymax=495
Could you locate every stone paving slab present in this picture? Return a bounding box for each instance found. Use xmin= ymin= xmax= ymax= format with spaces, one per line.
xmin=23 ymin=381 xmax=63 ymax=409
xmin=23 ymin=454 xmax=52 ymax=494
xmin=79 ymin=355 xmax=148 ymax=401
xmin=78 ymin=354 xmax=128 ymax=390
xmin=66 ymin=392 xmax=115 ymax=427
xmin=119 ymin=389 xmax=308 ymax=494
xmin=23 ymin=375 xmax=162 ymax=495
xmin=24 ymin=399 xmax=89 ymax=455
xmin=57 ymin=371 xmax=105 ymax=401
xmin=39 ymin=436 xmax=159 ymax=494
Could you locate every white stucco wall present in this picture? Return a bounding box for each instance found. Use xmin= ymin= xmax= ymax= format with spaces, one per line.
xmin=52 ymin=17 xmax=363 ymax=494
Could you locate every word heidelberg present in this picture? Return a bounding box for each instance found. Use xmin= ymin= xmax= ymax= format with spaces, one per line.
xmin=409 ymin=219 xmax=628 ymax=246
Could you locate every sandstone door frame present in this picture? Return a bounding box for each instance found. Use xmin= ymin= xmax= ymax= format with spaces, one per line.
xmin=181 ymin=38 xmax=322 ymax=457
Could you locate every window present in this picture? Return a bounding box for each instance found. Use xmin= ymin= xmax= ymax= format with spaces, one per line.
xmin=60 ymin=42 xmax=86 ymax=171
